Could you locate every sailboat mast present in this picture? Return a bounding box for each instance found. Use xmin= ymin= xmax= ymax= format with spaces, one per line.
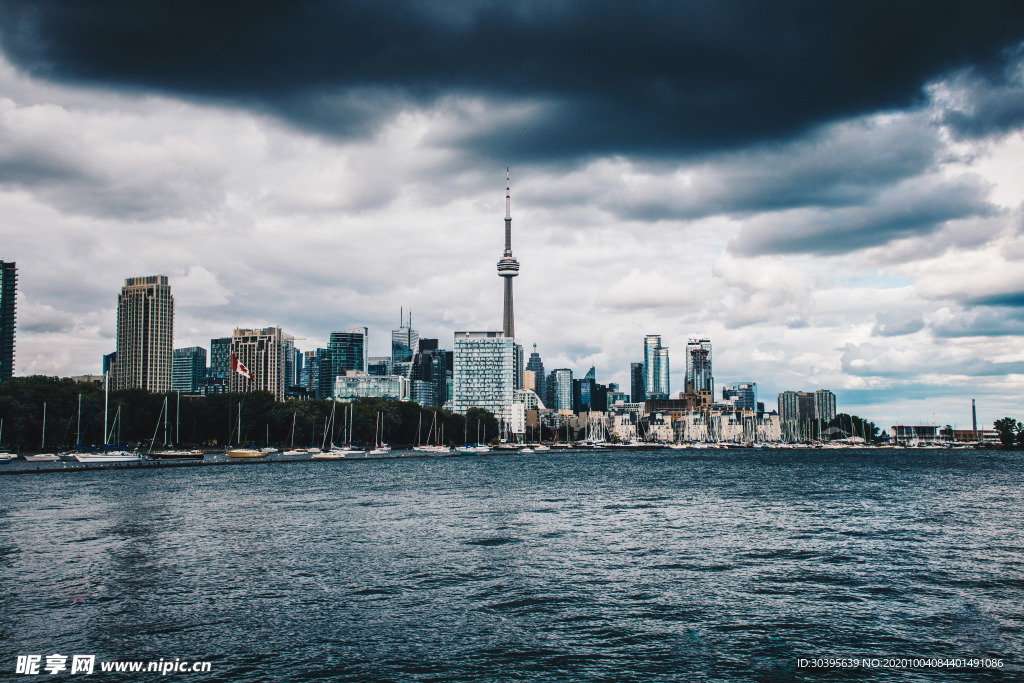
xmin=103 ymin=371 xmax=109 ymax=449
xmin=42 ymin=402 xmax=46 ymax=449
xmin=176 ymin=391 xmax=180 ymax=445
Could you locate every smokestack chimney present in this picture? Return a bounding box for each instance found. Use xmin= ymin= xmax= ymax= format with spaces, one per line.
xmin=972 ymin=399 xmax=977 ymax=432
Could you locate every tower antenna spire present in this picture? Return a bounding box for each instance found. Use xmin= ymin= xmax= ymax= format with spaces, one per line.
xmin=497 ymin=166 xmax=519 ymax=338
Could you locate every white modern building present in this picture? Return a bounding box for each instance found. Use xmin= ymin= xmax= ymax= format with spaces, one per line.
xmin=333 ymin=372 xmax=409 ymax=401
xmin=453 ymin=331 xmax=515 ymax=419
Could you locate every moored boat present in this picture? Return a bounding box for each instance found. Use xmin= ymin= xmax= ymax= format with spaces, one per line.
xmin=23 ymin=453 xmax=60 ymax=461
xmin=75 ymin=450 xmax=142 ymax=463
xmin=227 ymin=448 xmax=266 ymax=458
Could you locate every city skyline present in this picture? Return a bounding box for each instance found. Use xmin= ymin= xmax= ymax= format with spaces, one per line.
xmin=2 ymin=4 xmax=1024 ymax=430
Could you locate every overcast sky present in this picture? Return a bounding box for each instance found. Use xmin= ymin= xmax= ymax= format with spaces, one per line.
xmin=2 ymin=1 xmax=1024 ymax=429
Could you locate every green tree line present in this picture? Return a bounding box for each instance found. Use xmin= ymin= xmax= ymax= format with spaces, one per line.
xmin=827 ymin=413 xmax=881 ymax=442
xmin=0 ymin=376 xmax=497 ymax=452
xmin=993 ymin=417 xmax=1024 ymax=448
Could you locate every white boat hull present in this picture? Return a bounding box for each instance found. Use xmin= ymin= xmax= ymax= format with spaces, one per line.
xmin=75 ymin=452 xmax=141 ymax=463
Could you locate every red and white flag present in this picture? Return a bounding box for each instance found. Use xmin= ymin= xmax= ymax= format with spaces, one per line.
xmin=231 ymin=354 xmax=254 ymax=380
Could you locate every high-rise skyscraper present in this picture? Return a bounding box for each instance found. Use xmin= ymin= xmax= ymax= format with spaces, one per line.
xmin=685 ymin=338 xmax=713 ymax=395
xmin=547 ymin=368 xmax=573 ymax=412
xmin=229 ymin=326 xmax=285 ymax=401
xmin=657 ymin=347 xmax=670 ymax=398
xmin=814 ymin=389 xmax=836 ymax=422
xmin=722 ymin=382 xmax=757 ymax=411
xmin=115 ymin=275 xmax=174 ymax=392
xmin=514 ymin=342 xmax=524 ymax=390
xmin=526 ymin=344 xmax=545 ymax=399
xmin=453 ymin=331 xmax=515 ymax=418
xmin=630 ymin=362 xmax=644 ymax=404
xmin=392 ymin=309 xmax=419 ymax=365
xmin=321 ymin=328 xmax=368 ymax=398
xmin=210 ymin=337 xmax=231 ymax=378
xmin=497 ymin=168 xmax=520 ymax=338
xmin=172 ymin=346 xmax=207 ymax=394
xmin=642 ymin=335 xmax=669 ymax=400
xmin=283 ymin=336 xmax=301 ymax=390
xmin=0 ymin=260 xmax=16 ymax=383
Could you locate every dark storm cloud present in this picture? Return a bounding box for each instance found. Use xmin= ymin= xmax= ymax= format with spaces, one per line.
xmin=938 ymin=47 xmax=1024 ymax=140
xmin=727 ymin=175 xmax=996 ymax=256
xmin=1 ymin=0 xmax=1024 ymax=160
xmin=932 ymin=307 xmax=1024 ymax=337
xmin=873 ymin=310 xmax=926 ymax=337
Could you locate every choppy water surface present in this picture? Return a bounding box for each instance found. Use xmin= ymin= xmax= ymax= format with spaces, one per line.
xmin=1 ymin=449 xmax=1022 ymax=681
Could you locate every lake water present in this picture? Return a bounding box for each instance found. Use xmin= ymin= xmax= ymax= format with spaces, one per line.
xmin=1 ymin=448 xmax=1021 ymax=681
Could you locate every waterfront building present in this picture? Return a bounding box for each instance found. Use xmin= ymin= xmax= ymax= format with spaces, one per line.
xmin=411 ymin=379 xmax=436 ymax=406
xmin=572 ymin=378 xmax=594 ymax=414
xmin=643 ymin=336 xmax=670 ymax=399
xmin=523 ymin=370 xmax=537 ymax=394
xmin=320 ymin=328 xmax=368 ymax=399
xmin=102 ymin=351 xmax=116 ymax=377
xmin=333 ymin=372 xmax=409 ymax=401
xmin=0 ymin=261 xmax=15 ymax=382
xmin=300 ymin=349 xmax=328 ymax=397
xmin=547 ymin=368 xmax=573 ymax=413
xmin=497 ymin=168 xmax=520 ymax=338
xmin=414 ymin=348 xmax=449 ymax=407
xmin=514 ymin=388 xmax=544 ymax=412
xmin=630 ymin=362 xmax=644 ymax=404
xmin=210 ymin=337 xmax=231 ymax=378
xmin=392 ymin=310 xmax=418 ymax=365
xmin=114 ymin=275 xmax=174 ymax=392
xmin=367 ymin=356 xmax=391 ymax=376
xmin=643 ymin=336 xmax=659 ymax=399
xmin=526 ymin=344 xmax=545 ymax=399
xmin=283 ymin=336 xmax=301 ymax=391
xmin=229 ymin=326 xmax=286 ymax=401
xmin=453 ymin=331 xmax=515 ymax=418
xmin=722 ymin=382 xmax=757 ymax=411
xmin=685 ymin=338 xmax=713 ymax=394
xmin=172 ymin=346 xmax=207 ymax=394
xmin=815 ymin=389 xmax=837 ymax=423
xmin=778 ymin=389 xmax=836 ymax=425
xmin=507 ymin=403 xmax=526 ymax=439
xmin=779 ymin=391 xmax=809 ymax=424
xmin=607 ymin=389 xmax=628 ymax=406
xmin=514 ymin=342 xmax=525 ymax=390
xmin=656 ymin=348 xmax=670 ymax=399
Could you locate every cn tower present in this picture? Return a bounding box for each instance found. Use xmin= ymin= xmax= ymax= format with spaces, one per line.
xmin=497 ymin=167 xmax=520 ymax=338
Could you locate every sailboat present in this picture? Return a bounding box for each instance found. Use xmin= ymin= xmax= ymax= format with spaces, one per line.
xmin=227 ymin=401 xmax=265 ymax=458
xmin=313 ymin=402 xmax=352 ymax=459
xmin=0 ymin=418 xmax=14 ymax=462
xmin=25 ymin=403 xmax=60 ymax=461
xmin=283 ymin=413 xmax=308 ymax=456
xmin=368 ymin=410 xmax=391 ymax=455
xmin=149 ymin=396 xmax=202 ymax=460
xmin=414 ymin=411 xmax=450 ymax=453
xmin=75 ymin=375 xmax=142 ymax=463
xmin=472 ymin=421 xmax=491 ymax=453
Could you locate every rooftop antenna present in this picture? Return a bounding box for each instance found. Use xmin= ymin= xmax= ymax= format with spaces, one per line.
xmin=400 ymin=306 xmax=403 ymax=328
